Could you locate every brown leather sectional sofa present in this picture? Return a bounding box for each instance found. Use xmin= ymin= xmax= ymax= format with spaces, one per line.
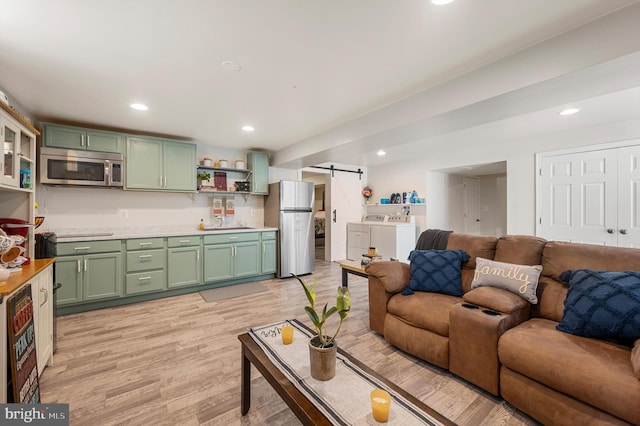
xmin=365 ymin=233 xmax=640 ymax=425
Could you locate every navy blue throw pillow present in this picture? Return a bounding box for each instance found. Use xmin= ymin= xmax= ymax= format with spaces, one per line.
xmin=403 ymin=250 xmax=470 ymax=297
xmin=557 ymin=269 xmax=640 ymax=341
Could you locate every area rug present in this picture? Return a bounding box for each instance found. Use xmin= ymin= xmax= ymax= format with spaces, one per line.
xmin=199 ymin=282 xmax=268 ymax=302
xmin=249 ymin=319 xmax=445 ymax=425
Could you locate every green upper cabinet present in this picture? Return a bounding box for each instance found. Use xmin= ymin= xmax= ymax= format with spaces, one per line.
xmin=164 ymin=140 xmax=196 ymax=191
xmin=247 ymin=151 xmax=269 ymax=195
xmin=44 ymin=124 xmax=123 ymax=153
xmin=125 ymin=137 xmax=196 ymax=192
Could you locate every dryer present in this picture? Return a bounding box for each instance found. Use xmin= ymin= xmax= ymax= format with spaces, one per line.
xmin=369 ymin=215 xmax=416 ymax=262
xmin=346 ymin=215 xmax=416 ymax=261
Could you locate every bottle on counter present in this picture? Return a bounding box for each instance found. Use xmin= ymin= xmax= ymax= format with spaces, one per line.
xmin=199 ymin=219 xmax=205 ymax=230
xmin=410 ymin=190 xmax=418 ymax=204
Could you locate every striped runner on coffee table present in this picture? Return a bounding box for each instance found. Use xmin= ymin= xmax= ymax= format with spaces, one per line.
xmin=249 ymin=319 xmax=446 ymax=425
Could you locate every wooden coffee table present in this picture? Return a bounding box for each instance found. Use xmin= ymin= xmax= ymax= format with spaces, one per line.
xmin=239 ymin=330 xmax=454 ymax=425
xmin=338 ymin=259 xmax=369 ymax=287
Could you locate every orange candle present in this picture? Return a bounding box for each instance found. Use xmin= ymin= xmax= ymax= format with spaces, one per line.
xmin=281 ymin=325 xmax=294 ymax=345
xmin=370 ymin=389 xmax=391 ymax=422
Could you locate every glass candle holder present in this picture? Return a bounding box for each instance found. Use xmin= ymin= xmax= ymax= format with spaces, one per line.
xmin=370 ymin=389 xmax=391 ymax=422
xmin=281 ymin=324 xmax=294 ymax=345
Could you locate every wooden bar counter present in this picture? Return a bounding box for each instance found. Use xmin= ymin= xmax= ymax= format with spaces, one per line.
xmin=1 ymin=258 xmax=56 ymax=403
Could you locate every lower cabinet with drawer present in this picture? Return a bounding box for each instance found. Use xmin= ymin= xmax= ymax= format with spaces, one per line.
xmin=56 ymin=239 xmax=123 ymax=305
xmin=167 ymin=235 xmax=202 ymax=288
xmin=125 ymin=237 xmax=166 ymax=295
xmin=203 ymin=232 xmax=260 ymax=282
xmin=56 ymin=230 xmax=275 ymax=313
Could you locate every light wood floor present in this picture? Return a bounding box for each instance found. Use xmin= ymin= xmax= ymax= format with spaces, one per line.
xmin=40 ymin=259 xmax=537 ymax=425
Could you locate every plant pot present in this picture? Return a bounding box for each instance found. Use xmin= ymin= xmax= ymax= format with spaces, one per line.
xmin=308 ymin=336 xmax=337 ymax=381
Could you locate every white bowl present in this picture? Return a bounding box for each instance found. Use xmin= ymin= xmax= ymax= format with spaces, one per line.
xmin=0 ymin=235 xmax=14 ymax=254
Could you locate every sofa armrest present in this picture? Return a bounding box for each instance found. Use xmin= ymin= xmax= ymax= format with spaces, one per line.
xmin=365 ymin=261 xmax=411 ymax=293
xmin=463 ymin=287 xmax=531 ymax=317
xmin=633 ymin=340 xmax=640 ymax=380
xmin=365 ymin=261 xmax=410 ymax=334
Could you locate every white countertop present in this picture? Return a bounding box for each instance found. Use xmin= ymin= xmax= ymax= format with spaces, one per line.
xmin=44 ymin=225 xmax=278 ymax=242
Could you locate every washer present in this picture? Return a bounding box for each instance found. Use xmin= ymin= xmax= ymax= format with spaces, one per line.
xmin=346 ymin=215 xmax=383 ymax=260
xmin=369 ymin=215 xmax=416 ymax=262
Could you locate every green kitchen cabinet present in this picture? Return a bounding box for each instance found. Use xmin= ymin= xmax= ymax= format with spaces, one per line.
xmin=125 ymin=137 xmax=196 ymax=191
xmin=84 ymin=253 xmax=123 ymax=301
xmin=55 ymin=251 xmax=123 ymax=306
xmin=261 ymin=231 xmax=277 ymax=274
xmin=234 ymin=241 xmax=261 ymax=278
xmin=125 ymin=238 xmax=166 ymax=295
xmin=203 ymin=232 xmax=261 ymax=282
xmin=167 ymin=236 xmax=202 ymax=288
xmin=44 ymin=123 xmax=123 ymax=153
xmin=247 ymin=151 xmax=269 ymax=195
xmin=203 ymin=243 xmax=234 ymax=282
xmin=55 ymin=255 xmax=84 ymax=305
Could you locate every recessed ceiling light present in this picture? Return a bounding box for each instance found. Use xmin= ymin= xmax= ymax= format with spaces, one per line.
xmin=222 ymin=61 xmax=242 ymax=72
xmin=559 ymin=108 xmax=580 ymax=116
xmin=242 ymin=125 xmax=254 ymax=132
xmin=431 ymin=0 xmax=455 ymax=5
xmin=377 ymin=150 xmax=386 ymax=156
xmin=130 ymin=103 xmax=148 ymax=111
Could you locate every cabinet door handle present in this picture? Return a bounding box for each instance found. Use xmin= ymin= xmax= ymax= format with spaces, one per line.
xmin=332 ymin=209 xmax=337 ymax=223
xmin=80 ymin=134 xmax=85 ymax=146
xmin=620 ymin=229 xmax=628 ymax=235
xmin=159 ymin=176 xmax=163 ymax=187
xmin=84 ymin=259 xmax=88 ymax=271
xmin=138 ymin=276 xmax=152 ymax=281
xmin=178 ymin=239 xmax=191 ymax=244
xmin=163 ymin=176 xmax=167 ymax=187
xmin=40 ymin=288 xmax=48 ymax=306
xmin=77 ymin=260 xmax=81 ymax=273
xmin=263 ymin=244 xmax=266 ymax=253
xmin=138 ymin=254 xmax=152 ymax=259
xmin=86 ymin=135 xmax=90 ymax=147
xmin=229 ymin=236 xmax=238 ymax=240
xmin=139 ymin=242 xmax=153 ymax=246
xmin=74 ymin=246 xmax=91 ymax=250
xmin=607 ymin=229 xmax=615 ymax=234
xmin=197 ymin=249 xmax=200 ymax=260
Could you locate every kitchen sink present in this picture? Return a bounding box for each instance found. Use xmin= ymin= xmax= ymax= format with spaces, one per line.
xmin=202 ymin=226 xmax=255 ymax=231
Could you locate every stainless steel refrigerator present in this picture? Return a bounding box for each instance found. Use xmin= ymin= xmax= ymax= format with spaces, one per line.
xmin=264 ymin=180 xmax=315 ymax=278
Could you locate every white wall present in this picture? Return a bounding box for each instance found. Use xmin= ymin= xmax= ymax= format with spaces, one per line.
xmin=368 ymin=117 xmax=640 ymax=236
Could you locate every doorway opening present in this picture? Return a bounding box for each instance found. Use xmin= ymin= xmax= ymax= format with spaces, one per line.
xmin=302 ymin=171 xmax=328 ymax=261
xmin=430 ymin=161 xmax=507 ymax=236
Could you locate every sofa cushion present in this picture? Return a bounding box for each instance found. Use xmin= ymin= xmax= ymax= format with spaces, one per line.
xmin=633 ymin=340 xmax=640 ymax=380
xmin=494 ymin=235 xmax=546 ymax=266
xmin=499 ymin=318 xmax=640 ymax=424
xmin=557 ymin=269 xmax=640 ymax=342
xmin=404 ymin=250 xmax=469 ymax=297
xmin=446 ymin=233 xmax=497 ymax=269
xmin=463 ymin=286 xmax=530 ymax=314
xmin=471 ymin=257 xmax=542 ymax=303
xmin=387 ymin=292 xmax=461 ymax=337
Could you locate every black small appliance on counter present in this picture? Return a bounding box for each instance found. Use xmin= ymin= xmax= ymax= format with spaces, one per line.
xmin=35 ymin=232 xmax=60 ymax=352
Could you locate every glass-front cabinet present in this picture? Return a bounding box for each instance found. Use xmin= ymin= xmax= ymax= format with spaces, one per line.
xmin=1 ymin=112 xmax=35 ymax=190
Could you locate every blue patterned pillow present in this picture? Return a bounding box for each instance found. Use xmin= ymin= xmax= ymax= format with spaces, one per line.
xmin=403 ymin=250 xmax=470 ymax=297
xmin=557 ymin=269 xmax=640 ymax=341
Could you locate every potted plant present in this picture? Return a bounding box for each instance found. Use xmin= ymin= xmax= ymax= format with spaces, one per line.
xmin=292 ymin=274 xmax=351 ymax=381
xmin=197 ymin=172 xmax=211 ymax=189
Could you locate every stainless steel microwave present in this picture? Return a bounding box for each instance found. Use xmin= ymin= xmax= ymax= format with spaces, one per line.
xmin=39 ymin=147 xmax=124 ymax=187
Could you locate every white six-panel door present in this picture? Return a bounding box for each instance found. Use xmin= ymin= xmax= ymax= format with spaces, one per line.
xmin=538 ymin=144 xmax=640 ymax=247
xmin=617 ymin=146 xmax=640 ymax=248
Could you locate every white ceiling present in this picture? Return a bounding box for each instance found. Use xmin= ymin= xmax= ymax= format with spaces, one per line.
xmin=1 ymin=0 xmax=639 ymax=168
